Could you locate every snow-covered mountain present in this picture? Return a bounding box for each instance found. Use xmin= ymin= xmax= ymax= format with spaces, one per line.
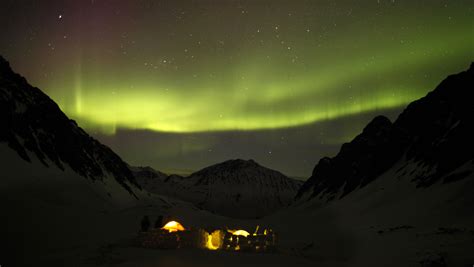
xmin=279 ymin=63 xmax=474 ymax=266
xmin=296 ymin=62 xmax=474 ymax=203
xmin=130 ymin=165 xmax=189 ymax=199
xmin=0 ymin=55 xmax=148 ymax=264
xmin=133 ymin=159 xmax=303 ymax=218
xmin=0 ymin=56 xmax=141 ymax=199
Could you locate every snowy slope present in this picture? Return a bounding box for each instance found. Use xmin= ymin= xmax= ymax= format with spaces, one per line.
xmin=0 ymin=55 xmax=143 ymax=264
xmin=0 ymin=56 xmax=141 ymax=197
xmin=130 ymin=165 xmax=191 ymax=199
xmin=297 ymin=62 xmax=474 ymax=202
xmin=275 ymin=63 xmax=474 ymax=266
xmin=0 ymin=143 xmax=238 ymax=266
xmin=133 ymin=159 xmax=303 ymax=218
xmin=266 ymin=160 xmax=474 ymax=267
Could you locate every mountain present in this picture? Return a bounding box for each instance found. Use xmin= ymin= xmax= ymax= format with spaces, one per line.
xmin=130 ymin=165 xmax=189 ymax=199
xmin=296 ymin=63 xmax=474 ymax=202
xmin=0 ymin=56 xmax=141 ymax=198
xmin=0 ymin=56 xmax=150 ymax=264
xmin=268 ymin=63 xmax=474 ymax=266
xmin=133 ymin=159 xmax=303 ymax=218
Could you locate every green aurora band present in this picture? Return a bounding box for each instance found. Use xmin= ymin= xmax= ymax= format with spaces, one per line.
xmin=37 ymin=5 xmax=473 ymax=134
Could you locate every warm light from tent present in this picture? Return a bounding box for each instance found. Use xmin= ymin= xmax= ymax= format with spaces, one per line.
xmin=228 ymin=229 xmax=250 ymax=237
xmin=205 ymin=230 xmax=223 ymax=250
xmin=206 ymin=234 xmax=219 ymax=250
xmin=161 ymin=221 xmax=185 ymax=233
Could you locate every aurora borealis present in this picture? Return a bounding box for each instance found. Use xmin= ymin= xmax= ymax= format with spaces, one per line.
xmin=1 ymin=0 xmax=473 ymax=177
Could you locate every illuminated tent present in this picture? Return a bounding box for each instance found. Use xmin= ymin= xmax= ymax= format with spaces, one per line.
xmin=161 ymin=221 xmax=185 ymax=233
xmin=228 ymin=229 xmax=250 ymax=237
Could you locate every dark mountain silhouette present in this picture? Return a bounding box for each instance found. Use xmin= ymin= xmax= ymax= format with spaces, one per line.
xmin=190 ymin=159 xmax=298 ymax=187
xmin=129 ymin=165 xmax=169 ymax=180
xmin=297 ymin=63 xmax=474 ymax=201
xmin=130 ymin=165 xmax=189 ymax=200
xmin=0 ymin=56 xmax=140 ymax=197
xmin=134 ymin=159 xmax=302 ymax=218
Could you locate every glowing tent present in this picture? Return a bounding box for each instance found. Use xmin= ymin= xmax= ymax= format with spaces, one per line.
xmin=227 ymin=229 xmax=250 ymax=237
xmin=161 ymin=221 xmax=185 ymax=233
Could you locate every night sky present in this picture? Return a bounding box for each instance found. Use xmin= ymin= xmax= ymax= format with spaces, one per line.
xmin=1 ymin=0 xmax=472 ymax=178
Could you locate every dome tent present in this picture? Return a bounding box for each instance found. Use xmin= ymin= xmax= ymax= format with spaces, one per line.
xmin=161 ymin=221 xmax=185 ymax=233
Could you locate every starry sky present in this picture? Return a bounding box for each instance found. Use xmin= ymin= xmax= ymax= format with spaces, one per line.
xmin=0 ymin=0 xmax=473 ymax=178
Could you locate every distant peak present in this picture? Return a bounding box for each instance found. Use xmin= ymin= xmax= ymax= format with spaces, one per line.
xmin=0 ymin=55 xmax=13 ymax=74
xmin=223 ymin=158 xmax=259 ymax=166
xmin=363 ymin=115 xmax=392 ymax=133
xmin=192 ymin=159 xmax=266 ymax=176
xmin=0 ymin=55 xmax=26 ymax=84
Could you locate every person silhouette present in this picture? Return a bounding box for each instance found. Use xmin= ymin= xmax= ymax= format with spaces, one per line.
xmin=154 ymin=215 xmax=163 ymax=229
xmin=140 ymin=215 xmax=150 ymax=232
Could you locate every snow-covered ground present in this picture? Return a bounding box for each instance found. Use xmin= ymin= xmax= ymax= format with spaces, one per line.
xmin=267 ymin=158 xmax=474 ymax=267
xmin=0 ymin=145 xmax=308 ymax=266
xmin=1 ymin=143 xmax=473 ymax=267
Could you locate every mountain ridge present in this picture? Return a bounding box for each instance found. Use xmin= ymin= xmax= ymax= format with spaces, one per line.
xmin=0 ymin=55 xmax=140 ymax=198
xmin=133 ymin=158 xmax=302 ymax=218
xmin=297 ymin=62 xmax=474 ymax=202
